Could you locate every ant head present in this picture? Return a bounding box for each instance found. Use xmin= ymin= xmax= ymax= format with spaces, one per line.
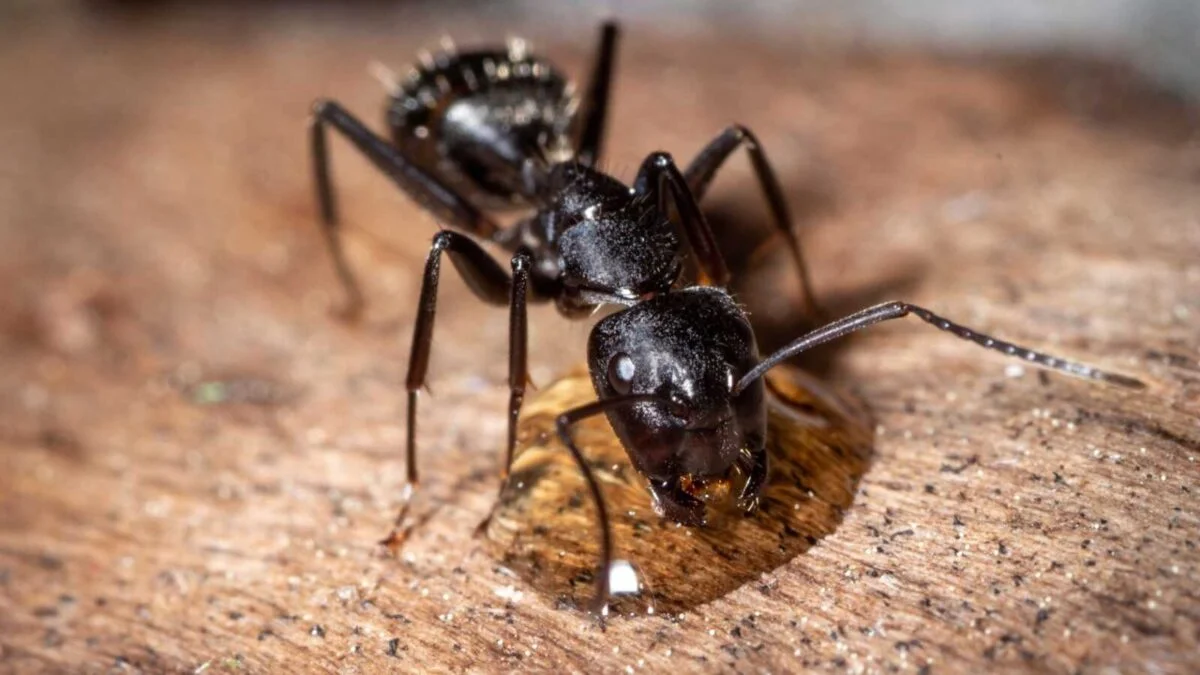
xmin=544 ymin=163 xmax=681 ymax=302
xmin=587 ymin=287 xmax=767 ymax=483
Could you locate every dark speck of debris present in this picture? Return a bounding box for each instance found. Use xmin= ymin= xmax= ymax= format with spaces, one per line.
xmin=384 ymin=612 xmax=412 ymax=624
xmin=953 ymin=515 xmax=966 ymax=527
xmin=940 ymin=455 xmax=979 ymax=474
xmin=386 ymin=638 xmax=401 ymax=657
xmin=310 ymin=624 xmax=326 ymax=638
xmin=43 ymin=629 xmax=64 ymax=648
xmin=730 ymin=626 xmax=743 ymax=638
xmin=227 ymin=611 xmax=244 ymax=621
xmin=33 ymin=606 xmax=58 ymax=618
xmin=924 ymin=484 xmax=936 ymax=494
xmin=257 ymin=630 xmax=274 ymax=641
xmin=1036 ymin=608 xmax=1052 ymax=626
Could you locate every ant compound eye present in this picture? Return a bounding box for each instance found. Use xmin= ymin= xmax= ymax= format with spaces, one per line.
xmin=607 ymin=353 xmax=636 ymax=394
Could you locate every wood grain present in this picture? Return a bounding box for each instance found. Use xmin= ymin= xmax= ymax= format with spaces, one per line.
xmin=0 ymin=6 xmax=1197 ymax=674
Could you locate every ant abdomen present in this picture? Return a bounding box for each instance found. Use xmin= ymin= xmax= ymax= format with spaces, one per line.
xmin=384 ymin=45 xmax=576 ymax=208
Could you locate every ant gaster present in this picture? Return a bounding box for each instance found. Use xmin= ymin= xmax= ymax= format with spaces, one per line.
xmin=309 ymin=23 xmax=1144 ymax=614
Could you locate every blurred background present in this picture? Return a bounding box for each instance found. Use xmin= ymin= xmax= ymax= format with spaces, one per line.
xmin=0 ymin=1 xmax=1197 ymax=672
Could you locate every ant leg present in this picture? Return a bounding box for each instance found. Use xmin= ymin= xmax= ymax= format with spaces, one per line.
xmin=553 ymin=393 xmax=664 ymax=616
xmin=634 ymin=152 xmax=732 ymax=287
xmin=310 ymin=100 xmax=502 ymax=319
xmin=573 ymin=21 xmax=620 ymax=166
xmin=684 ymin=125 xmax=823 ymax=317
xmin=734 ymin=301 xmax=1146 ymax=395
xmin=474 ymin=251 xmax=533 ymax=537
xmin=380 ymin=230 xmax=511 ymax=551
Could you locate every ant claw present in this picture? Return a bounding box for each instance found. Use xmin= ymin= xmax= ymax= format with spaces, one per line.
xmin=378 ymin=526 xmax=410 ymax=554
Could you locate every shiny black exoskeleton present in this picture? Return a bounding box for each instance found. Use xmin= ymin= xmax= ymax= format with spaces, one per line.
xmin=310 ymin=21 xmax=819 ymax=543
xmin=309 ymin=22 xmax=1144 ymax=616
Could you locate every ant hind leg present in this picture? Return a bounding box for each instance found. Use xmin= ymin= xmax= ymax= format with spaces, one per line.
xmin=309 ymin=100 xmax=503 ymax=320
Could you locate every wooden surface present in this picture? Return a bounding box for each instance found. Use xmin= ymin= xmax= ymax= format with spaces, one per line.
xmin=1 ymin=6 xmax=1198 ymax=674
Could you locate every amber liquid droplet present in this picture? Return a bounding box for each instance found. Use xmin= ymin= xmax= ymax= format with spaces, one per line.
xmin=483 ymin=365 xmax=874 ymax=615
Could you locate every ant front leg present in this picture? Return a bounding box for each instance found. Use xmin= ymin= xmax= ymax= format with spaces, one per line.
xmin=634 ymin=152 xmax=731 ymax=287
xmin=684 ymin=125 xmax=823 ymax=318
xmin=474 ymin=250 xmax=534 ymax=537
xmin=381 ymin=230 xmax=512 ymax=551
xmin=309 ymin=100 xmax=503 ymax=319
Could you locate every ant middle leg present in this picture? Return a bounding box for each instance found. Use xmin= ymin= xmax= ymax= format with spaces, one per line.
xmin=310 ymin=100 xmax=503 ymax=319
xmin=684 ymin=125 xmax=823 ymax=318
xmin=381 ymin=230 xmax=517 ymax=551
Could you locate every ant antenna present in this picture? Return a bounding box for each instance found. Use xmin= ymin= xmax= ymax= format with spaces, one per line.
xmin=733 ymin=301 xmax=1145 ymax=396
xmin=555 ymin=392 xmax=667 ymax=615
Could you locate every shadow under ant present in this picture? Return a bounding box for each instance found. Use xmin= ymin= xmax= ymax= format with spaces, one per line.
xmin=702 ymin=198 xmax=925 ymax=381
xmin=483 ymin=364 xmax=875 ymax=616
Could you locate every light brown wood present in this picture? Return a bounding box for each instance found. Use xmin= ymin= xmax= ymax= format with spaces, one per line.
xmin=1 ymin=7 xmax=1197 ymax=674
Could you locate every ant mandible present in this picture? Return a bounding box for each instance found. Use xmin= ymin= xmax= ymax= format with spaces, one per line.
xmin=308 ymin=22 xmax=1144 ymax=614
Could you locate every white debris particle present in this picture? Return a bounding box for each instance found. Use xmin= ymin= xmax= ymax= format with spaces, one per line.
xmin=1005 ymin=363 xmax=1026 ymax=379
xmin=608 ymin=560 xmax=640 ymax=595
xmin=494 ymin=585 xmax=524 ymax=603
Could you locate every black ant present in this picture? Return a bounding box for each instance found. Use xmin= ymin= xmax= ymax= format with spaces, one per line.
xmin=308 ymin=22 xmax=1144 ymax=615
